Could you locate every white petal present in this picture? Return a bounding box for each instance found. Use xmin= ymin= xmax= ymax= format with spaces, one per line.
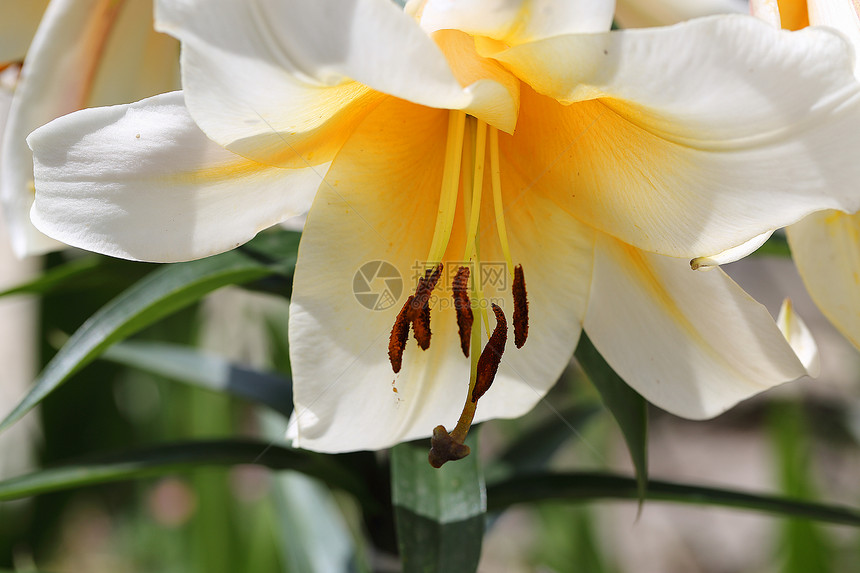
xmin=419 ymin=0 xmax=613 ymax=43
xmin=583 ymin=234 xmax=809 ymax=420
xmin=28 ymin=91 xmax=323 ymax=262
xmin=690 ymin=230 xmax=774 ymax=271
xmin=288 ymin=96 xmax=593 ymax=452
xmin=0 ymin=0 xmax=49 ymax=63
xmin=787 ymin=210 xmax=860 ymax=351
xmin=808 ymin=0 xmax=860 ymax=75
xmin=615 ymin=0 xmax=746 ymax=28
xmin=777 ymin=297 xmax=820 ymax=376
xmin=495 ymin=16 xmax=860 ymax=258
xmin=0 ymin=0 xmax=179 ymax=257
xmin=155 ymin=0 xmax=514 ymax=163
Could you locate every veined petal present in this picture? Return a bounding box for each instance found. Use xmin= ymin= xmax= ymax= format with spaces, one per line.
xmin=0 ymin=0 xmax=49 ymax=63
xmin=787 ymin=210 xmax=860 ymax=351
xmin=155 ymin=0 xmax=515 ymax=163
xmin=1 ymin=0 xmax=179 ymax=257
xmin=808 ymin=0 xmax=860 ymax=75
xmin=583 ymin=234 xmax=809 ymax=420
xmin=495 ymin=18 xmax=860 ymax=258
xmin=28 ymin=91 xmax=323 ymax=262
xmin=289 ymin=96 xmax=593 ymax=452
xmin=419 ymin=0 xmax=613 ymax=43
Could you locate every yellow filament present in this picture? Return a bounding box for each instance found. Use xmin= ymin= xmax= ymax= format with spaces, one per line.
xmin=461 ymin=118 xmax=475 ymax=228
xmin=426 ymin=110 xmax=467 ymax=266
xmin=463 ymin=120 xmax=487 ymax=262
xmin=489 ymin=128 xmax=515 ymax=281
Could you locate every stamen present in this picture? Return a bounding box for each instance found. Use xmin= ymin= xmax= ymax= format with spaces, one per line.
xmin=453 ymin=266 xmax=473 ymax=357
xmin=408 ymin=263 xmax=442 ymax=350
xmin=489 ymin=128 xmax=515 ymax=280
xmin=388 ymin=295 xmax=412 ymax=373
xmin=462 ymin=120 xmax=487 ymax=262
xmin=512 ymin=264 xmax=529 ymax=348
xmin=428 ymin=304 xmax=508 ymax=468
xmin=412 ymin=302 xmax=432 ymax=350
xmin=388 ymin=264 xmax=444 ymax=372
xmin=471 ymin=304 xmax=507 ymax=402
xmin=462 ymin=119 xmax=491 ymax=336
xmin=426 ymin=111 xmax=467 ymax=265
xmin=414 ymin=263 xmax=443 ymax=310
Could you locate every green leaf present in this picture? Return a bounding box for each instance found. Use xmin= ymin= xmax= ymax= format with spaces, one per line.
xmin=0 ymin=439 xmax=369 ymax=503
xmin=0 ymin=255 xmax=152 ymax=297
xmin=487 ymin=471 xmax=860 ymax=526
xmin=257 ymin=412 xmax=364 ymax=573
xmin=769 ymin=401 xmax=833 ymax=572
xmin=391 ymin=433 xmax=485 ymax=573
xmin=754 ymin=231 xmax=791 ymax=258
xmin=0 ymin=232 xmax=300 ymax=435
xmin=100 ymin=340 xmax=293 ymax=417
xmin=574 ymin=333 xmax=648 ymax=498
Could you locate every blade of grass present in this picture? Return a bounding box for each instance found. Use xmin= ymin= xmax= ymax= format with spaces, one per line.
xmin=100 ymin=341 xmax=293 ymax=417
xmin=0 ymin=439 xmax=368 ymax=503
xmin=487 ymin=471 xmax=860 ymax=527
xmin=0 ymin=232 xmax=300 ymax=435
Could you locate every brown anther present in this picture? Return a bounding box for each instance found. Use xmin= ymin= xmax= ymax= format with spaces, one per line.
xmin=472 ymin=303 xmax=507 ymax=403
xmin=512 ymin=264 xmax=529 ymax=349
xmin=413 ymin=263 xmax=443 ymax=310
xmin=388 ymin=264 xmax=444 ymax=372
xmin=388 ymin=295 xmax=413 ymax=373
xmin=428 ymin=424 xmax=471 ymax=468
xmin=452 ymin=266 xmax=473 ymax=357
xmin=412 ymin=301 xmax=432 ymax=350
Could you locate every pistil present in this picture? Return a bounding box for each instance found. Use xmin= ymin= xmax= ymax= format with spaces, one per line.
xmin=428 ymin=304 xmax=508 ymax=468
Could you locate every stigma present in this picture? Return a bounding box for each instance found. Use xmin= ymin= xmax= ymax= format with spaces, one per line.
xmin=386 ymin=110 xmax=531 ymax=468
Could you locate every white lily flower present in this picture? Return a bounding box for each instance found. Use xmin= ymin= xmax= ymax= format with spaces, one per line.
xmin=749 ymin=0 xmax=860 ymax=351
xmin=0 ymin=0 xmax=179 ymax=258
xmin=26 ymin=0 xmax=860 ymax=455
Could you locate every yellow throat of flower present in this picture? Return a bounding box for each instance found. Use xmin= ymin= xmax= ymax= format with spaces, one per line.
xmin=387 ymin=110 xmax=529 ymax=468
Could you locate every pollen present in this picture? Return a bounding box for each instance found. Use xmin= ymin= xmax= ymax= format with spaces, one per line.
xmin=472 ymin=304 xmax=507 ymax=402
xmin=387 ymin=263 xmax=443 ymax=372
xmin=388 ymin=295 xmax=412 ymax=373
xmin=512 ymin=265 xmax=529 ymax=348
xmin=453 ymin=266 xmax=473 ymax=357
